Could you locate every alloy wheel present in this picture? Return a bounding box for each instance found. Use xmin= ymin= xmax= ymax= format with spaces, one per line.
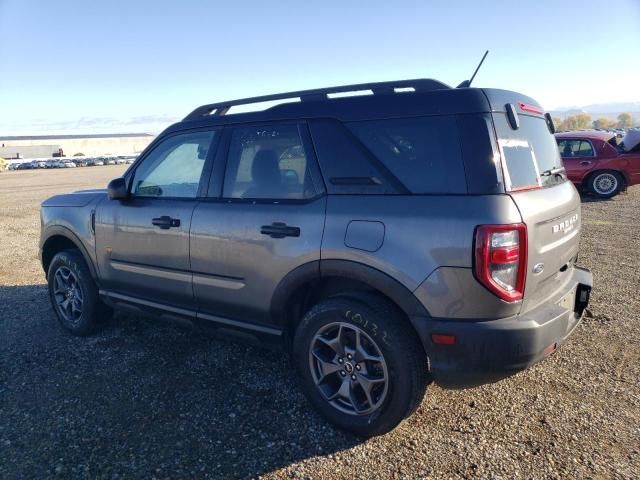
xmin=308 ymin=322 xmax=389 ymax=416
xmin=53 ymin=266 xmax=84 ymax=325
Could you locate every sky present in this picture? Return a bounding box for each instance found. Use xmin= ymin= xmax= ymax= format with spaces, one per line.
xmin=1 ymin=0 xmax=639 ymax=135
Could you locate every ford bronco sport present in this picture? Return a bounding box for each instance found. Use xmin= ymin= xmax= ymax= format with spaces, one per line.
xmin=40 ymin=79 xmax=593 ymax=436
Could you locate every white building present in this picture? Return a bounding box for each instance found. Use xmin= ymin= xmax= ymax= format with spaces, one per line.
xmin=0 ymin=133 xmax=155 ymax=159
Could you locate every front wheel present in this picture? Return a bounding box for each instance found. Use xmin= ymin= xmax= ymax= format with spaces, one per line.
xmin=47 ymin=250 xmax=111 ymax=336
xmin=588 ymin=171 xmax=623 ymax=198
xmin=293 ymin=294 xmax=429 ymax=436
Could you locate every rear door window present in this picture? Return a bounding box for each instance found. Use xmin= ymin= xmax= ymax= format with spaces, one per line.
xmin=346 ymin=116 xmax=467 ymax=194
xmin=557 ymin=139 xmax=594 ymax=157
xmin=493 ymin=114 xmax=565 ymax=191
xmin=223 ymin=124 xmax=317 ymax=200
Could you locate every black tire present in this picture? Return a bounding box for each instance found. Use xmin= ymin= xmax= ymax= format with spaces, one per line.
xmin=587 ymin=170 xmax=623 ymax=198
xmin=293 ymin=293 xmax=429 ymax=436
xmin=47 ymin=249 xmax=111 ymax=336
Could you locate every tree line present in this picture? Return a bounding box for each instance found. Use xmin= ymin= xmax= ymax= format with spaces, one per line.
xmin=552 ymin=112 xmax=635 ymax=132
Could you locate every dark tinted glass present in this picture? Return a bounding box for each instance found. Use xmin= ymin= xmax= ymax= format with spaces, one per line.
xmin=347 ymin=116 xmax=466 ymax=194
xmin=308 ymin=119 xmax=401 ymax=195
xmin=223 ymin=124 xmax=316 ymax=199
xmin=494 ymin=114 xmax=565 ymax=191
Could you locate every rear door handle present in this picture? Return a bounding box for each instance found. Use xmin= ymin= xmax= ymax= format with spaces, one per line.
xmin=152 ymin=216 xmax=180 ymax=229
xmin=260 ymin=222 xmax=300 ymax=238
xmin=580 ymin=160 xmax=592 ymax=166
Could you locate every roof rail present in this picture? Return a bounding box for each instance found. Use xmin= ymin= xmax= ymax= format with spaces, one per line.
xmin=183 ymin=78 xmax=451 ymax=121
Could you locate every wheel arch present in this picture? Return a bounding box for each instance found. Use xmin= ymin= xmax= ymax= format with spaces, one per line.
xmin=270 ymin=259 xmax=430 ymax=348
xmin=41 ymin=226 xmax=98 ymax=282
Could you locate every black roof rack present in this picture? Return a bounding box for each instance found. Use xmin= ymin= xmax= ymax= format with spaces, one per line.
xmin=183 ymin=78 xmax=451 ymax=121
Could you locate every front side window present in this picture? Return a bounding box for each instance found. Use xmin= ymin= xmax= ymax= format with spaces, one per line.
xmin=223 ymin=124 xmax=316 ymax=199
xmin=132 ymin=130 xmax=217 ymax=198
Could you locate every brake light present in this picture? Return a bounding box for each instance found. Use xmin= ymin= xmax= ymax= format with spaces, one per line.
xmin=474 ymin=224 xmax=527 ymax=302
xmin=431 ymin=334 xmax=456 ymax=346
xmin=518 ymin=101 xmax=544 ymax=115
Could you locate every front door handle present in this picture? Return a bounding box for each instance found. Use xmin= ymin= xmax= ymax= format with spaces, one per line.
xmin=260 ymin=222 xmax=300 ymax=238
xmin=152 ymin=216 xmax=180 ymax=229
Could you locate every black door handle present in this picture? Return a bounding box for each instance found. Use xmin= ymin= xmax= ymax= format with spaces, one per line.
xmin=260 ymin=222 xmax=300 ymax=238
xmin=152 ymin=216 xmax=180 ymax=229
xmin=580 ymin=160 xmax=592 ymax=166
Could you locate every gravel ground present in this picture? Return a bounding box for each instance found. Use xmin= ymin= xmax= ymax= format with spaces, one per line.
xmin=1 ymin=168 xmax=639 ymax=479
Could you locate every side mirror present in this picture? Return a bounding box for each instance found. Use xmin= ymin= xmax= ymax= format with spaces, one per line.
xmin=107 ymin=177 xmax=128 ymax=200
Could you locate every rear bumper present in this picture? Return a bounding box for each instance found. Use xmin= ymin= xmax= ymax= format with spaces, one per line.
xmin=412 ymin=266 xmax=593 ymax=389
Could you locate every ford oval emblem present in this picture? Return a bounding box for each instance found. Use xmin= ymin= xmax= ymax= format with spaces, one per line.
xmin=533 ymin=263 xmax=545 ymax=274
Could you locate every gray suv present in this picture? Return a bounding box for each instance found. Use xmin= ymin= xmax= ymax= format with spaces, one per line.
xmin=40 ymin=79 xmax=593 ymax=436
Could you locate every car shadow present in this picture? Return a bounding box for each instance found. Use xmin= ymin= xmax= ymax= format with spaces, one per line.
xmin=1 ymin=284 xmax=364 ymax=479
xmin=579 ymin=192 xmax=613 ymax=203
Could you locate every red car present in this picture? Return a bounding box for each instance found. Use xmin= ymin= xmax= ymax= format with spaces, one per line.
xmin=555 ymin=131 xmax=640 ymax=198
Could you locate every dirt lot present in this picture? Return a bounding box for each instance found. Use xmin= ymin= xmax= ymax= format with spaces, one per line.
xmin=1 ymin=167 xmax=639 ymax=479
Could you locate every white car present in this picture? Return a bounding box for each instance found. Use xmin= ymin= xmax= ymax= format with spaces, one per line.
xmin=62 ymin=161 xmax=76 ymax=168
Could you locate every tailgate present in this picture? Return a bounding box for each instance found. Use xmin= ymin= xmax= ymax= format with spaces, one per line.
xmin=490 ymin=105 xmax=582 ymax=314
xmin=510 ymin=181 xmax=581 ymax=313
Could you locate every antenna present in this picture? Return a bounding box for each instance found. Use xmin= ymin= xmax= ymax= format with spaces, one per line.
xmin=457 ymin=50 xmax=489 ymax=88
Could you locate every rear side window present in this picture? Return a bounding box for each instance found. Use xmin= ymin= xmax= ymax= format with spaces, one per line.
xmin=493 ymin=114 xmax=564 ymax=191
xmin=347 ymin=116 xmax=466 ymax=194
xmin=557 ymin=139 xmax=595 ymax=157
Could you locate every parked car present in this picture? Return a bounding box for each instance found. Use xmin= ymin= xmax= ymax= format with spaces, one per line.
xmin=89 ymin=159 xmax=104 ymax=166
xmin=115 ymin=157 xmax=128 ymax=165
xmin=40 ymin=79 xmax=592 ymax=436
xmin=61 ymin=160 xmax=76 ymax=168
xmin=35 ymin=161 xmax=47 ymax=168
xmin=105 ymin=158 xmax=116 ymax=165
xmin=556 ymin=130 xmax=640 ymax=198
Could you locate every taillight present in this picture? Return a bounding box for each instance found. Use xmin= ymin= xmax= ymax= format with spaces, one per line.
xmin=474 ymin=224 xmax=527 ymax=302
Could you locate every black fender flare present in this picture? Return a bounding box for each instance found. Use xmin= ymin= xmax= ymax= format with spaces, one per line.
xmin=270 ymin=259 xmax=430 ymax=325
xmin=270 ymin=260 xmax=321 ymax=325
xmin=40 ymin=225 xmax=99 ymax=282
xmin=320 ymin=259 xmax=429 ymax=317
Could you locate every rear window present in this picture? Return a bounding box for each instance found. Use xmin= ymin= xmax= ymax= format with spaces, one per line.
xmin=493 ymin=114 xmax=565 ymax=191
xmin=347 ymin=116 xmax=467 ymax=194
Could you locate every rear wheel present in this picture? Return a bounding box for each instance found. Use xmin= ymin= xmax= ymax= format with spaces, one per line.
xmin=588 ymin=171 xmax=623 ymax=198
xmin=47 ymin=250 xmax=111 ymax=336
xmin=293 ymin=294 xmax=429 ymax=436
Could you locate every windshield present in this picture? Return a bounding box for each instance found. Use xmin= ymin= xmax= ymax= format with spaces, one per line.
xmin=493 ymin=113 xmax=565 ymax=191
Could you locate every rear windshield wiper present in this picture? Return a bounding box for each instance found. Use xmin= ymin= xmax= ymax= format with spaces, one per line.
xmin=540 ymin=166 xmax=566 ymax=177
